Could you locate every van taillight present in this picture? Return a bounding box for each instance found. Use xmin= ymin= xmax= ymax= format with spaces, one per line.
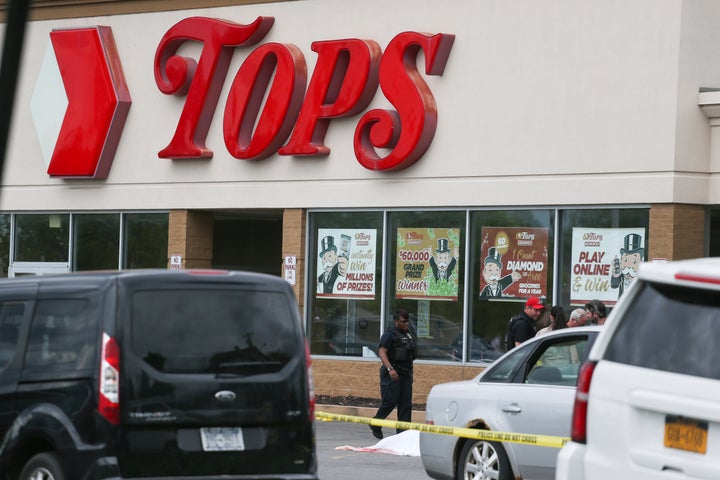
xmin=99 ymin=333 xmax=120 ymax=425
xmin=305 ymin=339 xmax=315 ymax=420
xmin=570 ymin=360 xmax=596 ymax=444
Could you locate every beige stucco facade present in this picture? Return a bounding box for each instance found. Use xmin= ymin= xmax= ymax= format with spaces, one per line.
xmin=3 ymin=0 xmax=720 ymax=400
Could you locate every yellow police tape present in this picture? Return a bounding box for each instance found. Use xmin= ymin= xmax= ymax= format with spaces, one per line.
xmin=315 ymin=411 xmax=569 ymax=449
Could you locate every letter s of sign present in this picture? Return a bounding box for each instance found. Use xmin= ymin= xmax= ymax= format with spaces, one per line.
xmin=355 ymin=32 xmax=455 ymax=171
xmin=154 ymin=16 xmax=275 ymax=159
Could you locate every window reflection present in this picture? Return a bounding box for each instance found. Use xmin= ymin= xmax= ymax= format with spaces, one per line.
xmin=308 ymin=212 xmax=383 ymax=357
xmin=15 ymin=214 xmax=69 ymax=262
xmin=74 ymin=213 xmax=120 ymax=270
xmin=123 ymin=213 xmax=168 ymax=269
xmin=308 ymin=207 xmax=649 ymax=363
xmin=0 ymin=215 xmax=9 ymax=277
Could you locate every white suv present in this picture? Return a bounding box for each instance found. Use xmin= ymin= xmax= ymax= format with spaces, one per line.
xmin=556 ymin=258 xmax=720 ymax=480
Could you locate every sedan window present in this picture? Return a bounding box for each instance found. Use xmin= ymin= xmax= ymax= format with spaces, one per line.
xmin=525 ymin=337 xmax=589 ymax=386
xmin=481 ymin=343 xmax=533 ymax=383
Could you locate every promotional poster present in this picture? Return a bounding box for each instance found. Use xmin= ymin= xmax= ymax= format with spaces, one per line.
xmin=396 ymin=227 xmax=460 ymax=300
xmin=479 ymin=227 xmax=549 ymax=300
xmin=570 ymin=227 xmax=646 ymax=305
xmin=316 ymin=229 xmax=377 ymax=299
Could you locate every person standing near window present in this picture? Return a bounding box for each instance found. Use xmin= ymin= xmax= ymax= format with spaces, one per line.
xmin=585 ymin=299 xmax=607 ymax=325
xmin=371 ymin=308 xmax=417 ymax=439
xmin=505 ymin=297 xmax=545 ymax=350
xmin=536 ymin=305 xmax=567 ymax=336
xmin=567 ymin=307 xmax=589 ymax=327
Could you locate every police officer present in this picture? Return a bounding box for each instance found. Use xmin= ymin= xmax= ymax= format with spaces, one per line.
xmin=371 ymin=308 xmax=417 ymax=439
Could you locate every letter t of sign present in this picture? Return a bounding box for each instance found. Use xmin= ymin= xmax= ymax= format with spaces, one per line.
xmin=154 ymin=16 xmax=275 ymax=159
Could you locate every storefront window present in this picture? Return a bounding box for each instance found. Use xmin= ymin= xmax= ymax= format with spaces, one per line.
xmin=73 ymin=214 xmax=121 ymax=271
xmin=308 ymin=207 xmax=650 ymax=364
xmin=14 ymin=214 xmax=69 ymax=262
xmin=0 ymin=215 xmax=9 ymax=277
xmin=468 ymin=210 xmax=554 ymax=361
xmin=557 ymin=208 xmax=649 ymax=310
xmin=307 ymin=212 xmax=383 ymax=357
xmin=123 ymin=213 xmax=168 ymax=269
xmin=387 ymin=210 xmax=466 ymax=362
xmin=709 ymin=208 xmax=720 ymax=256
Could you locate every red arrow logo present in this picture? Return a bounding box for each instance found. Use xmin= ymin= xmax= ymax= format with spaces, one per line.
xmin=43 ymin=27 xmax=131 ymax=178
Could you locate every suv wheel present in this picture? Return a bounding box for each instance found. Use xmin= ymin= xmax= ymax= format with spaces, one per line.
xmin=19 ymin=452 xmax=65 ymax=480
xmin=457 ymin=439 xmax=511 ymax=480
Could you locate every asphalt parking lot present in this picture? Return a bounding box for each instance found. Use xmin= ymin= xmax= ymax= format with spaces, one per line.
xmin=316 ymin=417 xmax=431 ymax=480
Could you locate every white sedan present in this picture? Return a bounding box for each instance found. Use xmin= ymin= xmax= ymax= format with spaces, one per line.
xmin=420 ymin=326 xmax=601 ymax=480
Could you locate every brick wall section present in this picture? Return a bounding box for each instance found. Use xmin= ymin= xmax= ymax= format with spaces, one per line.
xmin=312 ymin=358 xmax=485 ymax=405
xmin=282 ymin=209 xmax=306 ymax=308
xmin=168 ymin=210 xmax=213 ymax=269
xmin=649 ymin=204 xmax=706 ymax=261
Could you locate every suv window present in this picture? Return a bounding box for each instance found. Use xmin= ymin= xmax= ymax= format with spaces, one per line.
xmin=604 ymin=280 xmax=720 ymax=380
xmin=131 ymin=288 xmax=299 ymax=374
xmin=25 ymin=298 xmax=98 ymax=372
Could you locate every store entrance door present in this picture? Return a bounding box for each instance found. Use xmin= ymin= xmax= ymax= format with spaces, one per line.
xmin=212 ymin=211 xmax=283 ymax=275
xmin=8 ymin=262 xmax=71 ymax=277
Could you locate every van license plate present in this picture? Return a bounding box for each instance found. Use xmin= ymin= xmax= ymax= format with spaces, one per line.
xmin=664 ymin=416 xmax=707 ymax=454
xmin=200 ymin=427 xmax=245 ymax=451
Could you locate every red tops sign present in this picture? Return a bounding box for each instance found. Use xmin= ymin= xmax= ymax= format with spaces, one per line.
xmin=154 ymin=16 xmax=455 ymax=171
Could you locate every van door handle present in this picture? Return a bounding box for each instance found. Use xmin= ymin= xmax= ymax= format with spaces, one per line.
xmin=501 ymin=403 xmax=522 ymax=413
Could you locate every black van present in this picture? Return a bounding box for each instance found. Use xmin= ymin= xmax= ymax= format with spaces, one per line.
xmin=0 ymin=270 xmax=317 ymax=480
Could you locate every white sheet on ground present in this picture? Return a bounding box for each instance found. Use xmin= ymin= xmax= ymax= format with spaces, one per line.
xmin=335 ymin=429 xmax=420 ymax=456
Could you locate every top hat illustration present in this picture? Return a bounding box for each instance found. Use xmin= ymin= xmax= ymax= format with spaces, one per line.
xmin=484 ymin=246 xmax=503 ymax=267
xmin=435 ymin=238 xmax=451 ymax=253
xmin=620 ymin=233 xmax=644 ymax=255
xmin=319 ymin=235 xmax=337 ymax=258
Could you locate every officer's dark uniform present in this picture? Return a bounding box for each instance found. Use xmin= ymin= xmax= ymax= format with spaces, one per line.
xmin=373 ymin=325 xmax=418 ymax=433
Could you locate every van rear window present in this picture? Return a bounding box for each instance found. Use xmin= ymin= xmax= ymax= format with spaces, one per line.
xmin=131 ymin=288 xmax=299 ymax=374
xmin=604 ymin=281 xmax=720 ymax=380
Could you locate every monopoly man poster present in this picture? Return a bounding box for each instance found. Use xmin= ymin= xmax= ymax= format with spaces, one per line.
xmin=316 ymin=228 xmax=377 ymax=299
xmin=396 ymin=227 xmax=460 ymax=301
xmin=479 ymin=227 xmax=549 ymax=300
xmin=570 ymin=227 xmax=646 ymax=306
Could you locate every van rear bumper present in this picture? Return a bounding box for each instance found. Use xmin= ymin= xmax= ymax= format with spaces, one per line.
xmin=96 ymin=476 xmax=317 ymax=480
xmin=85 ymin=457 xmax=318 ymax=480
xmin=92 ymin=476 xmax=318 ymax=480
